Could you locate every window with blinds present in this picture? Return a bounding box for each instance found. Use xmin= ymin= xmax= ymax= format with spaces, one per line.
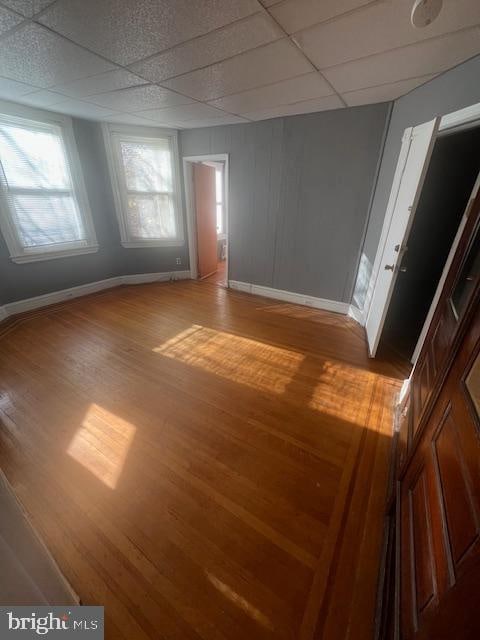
xmin=103 ymin=124 xmax=183 ymax=248
xmin=0 ymin=109 xmax=96 ymax=263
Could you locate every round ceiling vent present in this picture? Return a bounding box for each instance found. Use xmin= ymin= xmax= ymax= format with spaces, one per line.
xmin=411 ymin=0 xmax=443 ymax=28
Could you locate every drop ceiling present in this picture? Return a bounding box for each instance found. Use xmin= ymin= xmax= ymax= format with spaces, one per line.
xmin=0 ymin=0 xmax=478 ymax=129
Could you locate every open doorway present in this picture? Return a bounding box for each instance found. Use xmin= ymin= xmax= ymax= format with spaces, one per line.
xmin=380 ymin=125 xmax=480 ymax=361
xmin=183 ymin=154 xmax=228 ymax=286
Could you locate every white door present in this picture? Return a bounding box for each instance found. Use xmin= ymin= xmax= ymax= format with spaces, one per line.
xmin=366 ymin=117 xmax=440 ymax=356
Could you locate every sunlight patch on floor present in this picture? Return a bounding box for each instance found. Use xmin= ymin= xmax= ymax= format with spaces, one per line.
xmin=206 ymin=572 xmax=275 ymax=631
xmin=153 ymin=324 xmax=304 ymax=395
xmin=67 ymin=403 xmax=136 ymax=489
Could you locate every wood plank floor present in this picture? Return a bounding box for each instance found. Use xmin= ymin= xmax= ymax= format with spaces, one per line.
xmin=0 ymin=279 xmax=407 ymax=639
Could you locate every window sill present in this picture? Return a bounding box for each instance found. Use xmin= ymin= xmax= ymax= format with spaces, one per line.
xmin=120 ymin=239 xmax=185 ymax=249
xmin=11 ymin=244 xmax=99 ymax=264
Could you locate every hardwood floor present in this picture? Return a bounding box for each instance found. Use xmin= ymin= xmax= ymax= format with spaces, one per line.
xmin=0 ymin=279 xmax=407 ymax=639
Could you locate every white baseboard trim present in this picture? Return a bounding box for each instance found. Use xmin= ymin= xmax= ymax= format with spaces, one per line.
xmin=0 ymin=270 xmax=191 ymax=321
xmin=348 ymin=304 xmax=365 ymax=326
xmin=121 ymin=270 xmax=191 ymax=285
xmin=228 ymin=280 xmax=350 ymax=315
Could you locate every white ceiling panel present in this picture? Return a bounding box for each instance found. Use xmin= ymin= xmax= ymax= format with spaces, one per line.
xmin=19 ymin=89 xmax=67 ymax=107
xmin=295 ymin=0 xmax=480 ymax=69
xmin=343 ymin=75 xmax=437 ymax=107
xmin=139 ymin=102 xmax=235 ymax=123
xmin=180 ymin=115 xmax=250 ymax=128
xmin=269 ymin=0 xmax=374 ymax=35
xmin=1 ymin=1 xmax=56 ymax=17
xmin=48 ymin=98 xmax=119 ymax=119
xmin=209 ymin=72 xmax=334 ymax=114
xmin=38 ymin=0 xmax=260 ymax=66
xmin=99 ymin=112 xmax=166 ymax=126
xmin=162 ymin=39 xmax=313 ymax=102
xmin=324 ymin=28 xmax=480 ymax=94
xmin=129 ymin=13 xmax=283 ymax=83
xmin=0 ymin=76 xmax=36 ymax=100
xmin=244 ymin=94 xmax=344 ymax=121
xmin=86 ymin=84 xmax=194 ymax=112
xmin=0 ymin=23 xmax=115 ymax=88
xmin=259 ymin=0 xmax=284 ymax=7
xmin=53 ymin=69 xmax=147 ymax=98
xmin=0 ymin=5 xmax=24 ymax=33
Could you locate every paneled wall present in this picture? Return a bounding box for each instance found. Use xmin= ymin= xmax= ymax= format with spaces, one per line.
xmin=180 ymin=104 xmax=390 ymax=303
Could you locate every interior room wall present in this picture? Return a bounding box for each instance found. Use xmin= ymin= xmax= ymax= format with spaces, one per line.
xmin=355 ymin=54 xmax=480 ymax=312
xmin=180 ymin=103 xmax=390 ymax=303
xmin=0 ymin=117 xmax=189 ymax=305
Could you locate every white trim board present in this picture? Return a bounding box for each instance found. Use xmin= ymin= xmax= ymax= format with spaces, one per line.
xmin=229 ymin=280 xmax=350 ymax=315
xmin=0 ymin=270 xmax=191 ymax=321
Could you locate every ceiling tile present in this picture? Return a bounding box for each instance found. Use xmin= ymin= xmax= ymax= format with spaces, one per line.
xmin=269 ymin=0 xmax=373 ymax=35
xmin=19 ymin=89 xmax=66 ymax=106
xmin=162 ymin=39 xmax=313 ymax=101
xmin=38 ymin=0 xmax=260 ymax=66
xmin=0 ymin=5 xmax=24 ymax=33
xmin=342 ymin=75 xmax=437 ymax=106
xmin=0 ymin=1 xmax=56 ymax=17
xmin=53 ymin=69 xmax=147 ymax=98
xmin=99 ymin=112 xmax=167 ymax=126
xmin=209 ymin=72 xmax=334 ymax=114
xmin=180 ymin=115 xmax=249 ymax=128
xmin=0 ymin=23 xmax=115 ymax=88
xmin=129 ymin=13 xmax=283 ymax=83
xmin=0 ymin=76 xmax=36 ymax=100
xmin=243 ymin=94 xmax=344 ymax=120
xmin=324 ymin=28 xmax=480 ymax=93
xmin=295 ymin=0 xmax=480 ymax=69
xmin=48 ymin=99 xmax=119 ymax=119
xmin=259 ymin=0 xmax=283 ymax=7
xmin=139 ymin=102 xmax=230 ymax=123
xmin=86 ymin=84 xmax=193 ymax=112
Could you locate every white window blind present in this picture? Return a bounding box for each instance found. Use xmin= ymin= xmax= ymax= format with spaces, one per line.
xmin=103 ymin=125 xmax=183 ymax=248
xmin=0 ymin=109 xmax=96 ymax=263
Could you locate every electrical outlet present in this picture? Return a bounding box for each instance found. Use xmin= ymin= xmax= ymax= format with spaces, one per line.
xmin=176 ymin=257 xmax=181 ymax=265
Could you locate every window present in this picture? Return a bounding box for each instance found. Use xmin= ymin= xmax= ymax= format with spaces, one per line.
xmin=0 ymin=104 xmax=97 ymax=263
xmin=102 ymin=124 xmax=183 ymax=248
xmin=215 ymin=168 xmax=224 ymax=235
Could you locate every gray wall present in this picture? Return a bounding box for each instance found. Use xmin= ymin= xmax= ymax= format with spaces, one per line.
xmin=0 ymin=118 xmax=189 ymax=305
xmin=180 ymin=103 xmax=390 ymax=303
xmin=355 ymin=54 xmax=480 ymax=310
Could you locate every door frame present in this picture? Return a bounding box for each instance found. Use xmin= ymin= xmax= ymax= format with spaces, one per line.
xmin=366 ymin=101 xmax=480 ymax=360
xmin=183 ymin=153 xmax=229 ymax=282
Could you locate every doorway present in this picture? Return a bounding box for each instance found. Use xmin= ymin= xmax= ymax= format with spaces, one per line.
xmin=366 ymin=102 xmax=480 ymax=361
xmin=183 ymin=154 xmax=229 ymax=286
xmin=380 ymin=125 xmax=480 ymax=361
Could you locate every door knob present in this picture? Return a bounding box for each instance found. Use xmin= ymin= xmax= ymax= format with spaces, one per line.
xmin=399 ymin=266 xmax=407 ymax=273
xmin=384 ymin=264 xmax=395 ymax=271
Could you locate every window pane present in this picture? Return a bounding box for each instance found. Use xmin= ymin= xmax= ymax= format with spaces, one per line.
xmin=12 ymin=194 xmax=85 ymax=247
xmin=216 ymin=204 xmax=223 ymax=233
xmin=127 ymin=194 xmax=176 ymax=239
xmin=215 ymin=169 xmax=223 ymax=203
xmin=120 ymin=140 xmax=172 ymax=192
xmin=0 ymin=122 xmax=70 ymax=189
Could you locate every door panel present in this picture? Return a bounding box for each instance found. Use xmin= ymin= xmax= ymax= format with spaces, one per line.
xmin=400 ymin=303 xmax=480 ymax=639
xmin=366 ymin=118 xmax=440 ymax=356
xmin=193 ymin=163 xmax=217 ymax=279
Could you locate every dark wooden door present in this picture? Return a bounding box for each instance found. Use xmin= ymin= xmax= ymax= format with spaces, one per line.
xmin=400 ymin=300 xmax=480 ymax=639
xmin=193 ymin=163 xmax=217 ymax=279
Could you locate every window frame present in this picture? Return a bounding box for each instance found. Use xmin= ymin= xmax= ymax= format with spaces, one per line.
xmin=0 ymin=100 xmax=98 ymax=264
xmin=102 ymin=122 xmax=184 ymax=249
